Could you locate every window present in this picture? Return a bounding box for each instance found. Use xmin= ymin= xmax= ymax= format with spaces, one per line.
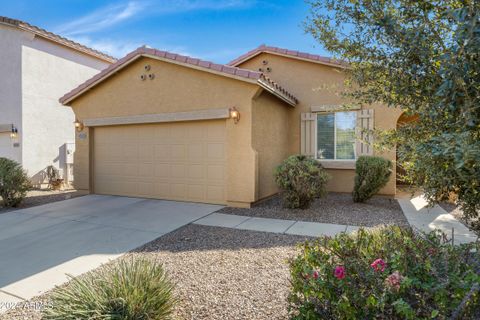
xmin=316 ymin=111 xmax=356 ymax=160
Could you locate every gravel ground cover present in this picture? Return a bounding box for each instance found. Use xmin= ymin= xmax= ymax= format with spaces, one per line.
xmin=1 ymin=224 xmax=310 ymax=320
xmin=219 ymin=192 xmax=409 ymax=227
xmin=0 ymin=189 xmax=84 ymax=213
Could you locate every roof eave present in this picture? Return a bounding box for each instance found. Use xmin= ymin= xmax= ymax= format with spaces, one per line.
xmin=257 ymin=79 xmax=297 ymax=107
xmin=60 ymin=54 xmax=143 ymax=105
xmin=229 ymin=48 xmax=348 ymax=69
xmin=19 ymin=26 xmax=117 ymax=64
xmin=142 ymin=53 xmax=259 ymax=84
xmin=0 ymin=17 xmax=116 ymax=63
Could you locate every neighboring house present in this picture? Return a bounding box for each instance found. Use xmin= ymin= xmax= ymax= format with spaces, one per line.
xmin=0 ymin=17 xmax=115 ymax=186
xmin=59 ymin=45 xmax=402 ymax=207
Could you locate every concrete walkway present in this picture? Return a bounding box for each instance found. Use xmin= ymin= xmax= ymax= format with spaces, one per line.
xmin=194 ymin=212 xmax=359 ymax=237
xmin=196 ymin=196 xmax=478 ymax=245
xmin=0 ymin=195 xmax=221 ymax=311
xmin=397 ymin=195 xmax=478 ymax=244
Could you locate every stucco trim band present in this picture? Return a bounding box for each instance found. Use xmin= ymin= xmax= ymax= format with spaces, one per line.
xmin=319 ymin=160 xmax=356 ymax=170
xmin=311 ymin=105 xmax=361 ymax=112
xmin=83 ymin=108 xmax=231 ymax=127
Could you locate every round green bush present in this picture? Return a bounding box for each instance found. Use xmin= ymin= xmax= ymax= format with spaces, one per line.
xmin=43 ymin=258 xmax=176 ymax=320
xmin=0 ymin=157 xmax=31 ymax=207
xmin=289 ymin=226 xmax=480 ymax=319
xmin=275 ymin=155 xmax=330 ymax=209
xmin=353 ymin=155 xmax=392 ymax=203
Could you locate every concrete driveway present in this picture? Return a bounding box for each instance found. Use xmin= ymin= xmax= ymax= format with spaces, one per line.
xmin=0 ymin=195 xmax=221 ymax=307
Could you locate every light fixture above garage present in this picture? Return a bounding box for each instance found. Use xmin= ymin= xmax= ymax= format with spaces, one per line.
xmin=74 ymin=119 xmax=84 ymax=132
xmin=229 ymin=107 xmax=240 ymax=124
xmin=10 ymin=125 xmax=18 ymax=139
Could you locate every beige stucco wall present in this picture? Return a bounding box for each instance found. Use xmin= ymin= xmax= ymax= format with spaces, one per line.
xmin=252 ymin=91 xmax=292 ymax=199
xmin=69 ymin=56 xmax=262 ymax=207
xmin=68 ymin=51 xmax=403 ymax=206
xmin=238 ymin=53 xmax=403 ymax=195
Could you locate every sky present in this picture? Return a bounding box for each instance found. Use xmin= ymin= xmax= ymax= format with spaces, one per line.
xmin=1 ymin=0 xmax=330 ymax=63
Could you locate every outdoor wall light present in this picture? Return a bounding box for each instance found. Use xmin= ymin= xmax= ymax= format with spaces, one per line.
xmin=10 ymin=125 xmax=18 ymax=139
xmin=229 ymin=107 xmax=240 ymax=124
xmin=74 ymin=119 xmax=84 ymax=132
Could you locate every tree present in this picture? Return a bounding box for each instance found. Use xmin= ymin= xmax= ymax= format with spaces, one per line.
xmin=305 ymin=0 xmax=480 ymax=230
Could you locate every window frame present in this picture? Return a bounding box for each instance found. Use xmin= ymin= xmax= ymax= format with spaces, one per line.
xmin=315 ymin=111 xmax=357 ymax=162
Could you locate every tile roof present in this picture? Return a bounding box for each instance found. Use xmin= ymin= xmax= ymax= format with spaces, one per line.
xmin=0 ymin=16 xmax=116 ymax=63
xmin=60 ymin=46 xmax=298 ymax=106
xmin=228 ymin=44 xmax=346 ymax=68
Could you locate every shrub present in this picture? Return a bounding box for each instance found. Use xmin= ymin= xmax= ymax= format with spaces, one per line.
xmin=43 ymin=257 xmax=176 ymax=320
xmin=275 ymin=155 xmax=330 ymax=209
xmin=0 ymin=157 xmax=31 ymax=207
xmin=46 ymin=165 xmax=63 ymax=190
xmin=289 ymin=226 xmax=480 ymax=319
xmin=353 ymin=156 xmax=392 ymax=202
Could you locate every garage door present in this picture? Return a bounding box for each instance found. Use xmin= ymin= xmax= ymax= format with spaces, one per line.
xmin=93 ymin=120 xmax=226 ymax=204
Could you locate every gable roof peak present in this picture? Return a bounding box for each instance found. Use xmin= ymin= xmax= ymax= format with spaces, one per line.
xmin=0 ymin=16 xmax=116 ymax=63
xmin=228 ymin=44 xmax=346 ymax=68
xmin=60 ymin=46 xmax=298 ymax=106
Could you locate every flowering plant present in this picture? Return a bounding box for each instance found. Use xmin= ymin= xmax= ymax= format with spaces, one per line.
xmin=334 ymin=265 xmax=346 ymax=279
xmin=289 ymin=226 xmax=480 ymax=319
xmin=370 ymin=258 xmax=386 ymax=272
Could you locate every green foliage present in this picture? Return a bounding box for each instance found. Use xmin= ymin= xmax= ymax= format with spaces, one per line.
xmin=275 ymin=155 xmax=330 ymax=209
xmin=353 ymin=156 xmax=392 ymax=202
xmin=0 ymin=157 xmax=31 ymax=207
xmin=289 ymin=226 xmax=480 ymax=319
xmin=43 ymin=258 xmax=176 ymax=320
xmin=305 ymin=1 xmax=480 ymax=230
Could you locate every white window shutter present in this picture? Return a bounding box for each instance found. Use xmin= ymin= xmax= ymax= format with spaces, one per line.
xmin=355 ymin=109 xmax=374 ymax=157
xmin=300 ymin=113 xmax=316 ymax=157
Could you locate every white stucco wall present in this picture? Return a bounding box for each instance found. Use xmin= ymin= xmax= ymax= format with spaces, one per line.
xmin=0 ymin=25 xmax=24 ymax=163
xmin=0 ymin=23 xmax=110 ymax=185
xmin=21 ymin=36 xmax=110 ymax=184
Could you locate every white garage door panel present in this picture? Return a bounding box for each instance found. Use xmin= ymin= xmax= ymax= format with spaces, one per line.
xmin=93 ymin=120 xmax=226 ymax=204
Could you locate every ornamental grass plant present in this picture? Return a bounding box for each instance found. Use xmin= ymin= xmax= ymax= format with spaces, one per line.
xmin=43 ymin=257 xmax=176 ymax=320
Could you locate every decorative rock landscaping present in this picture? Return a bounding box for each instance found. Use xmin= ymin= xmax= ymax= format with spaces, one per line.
xmin=218 ymin=192 xmax=409 ymax=228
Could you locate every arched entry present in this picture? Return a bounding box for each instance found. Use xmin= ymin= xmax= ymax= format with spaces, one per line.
xmin=396 ymin=113 xmax=419 ymax=185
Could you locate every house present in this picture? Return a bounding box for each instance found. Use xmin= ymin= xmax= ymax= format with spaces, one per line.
xmin=0 ymin=17 xmax=115 ymax=186
xmin=59 ymin=45 xmax=402 ymax=207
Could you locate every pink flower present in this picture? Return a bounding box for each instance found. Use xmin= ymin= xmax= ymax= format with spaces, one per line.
xmin=334 ymin=266 xmax=346 ymax=279
xmin=313 ymin=270 xmax=319 ymax=280
xmin=371 ymin=258 xmax=386 ymax=272
xmin=384 ymin=271 xmax=403 ymax=292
